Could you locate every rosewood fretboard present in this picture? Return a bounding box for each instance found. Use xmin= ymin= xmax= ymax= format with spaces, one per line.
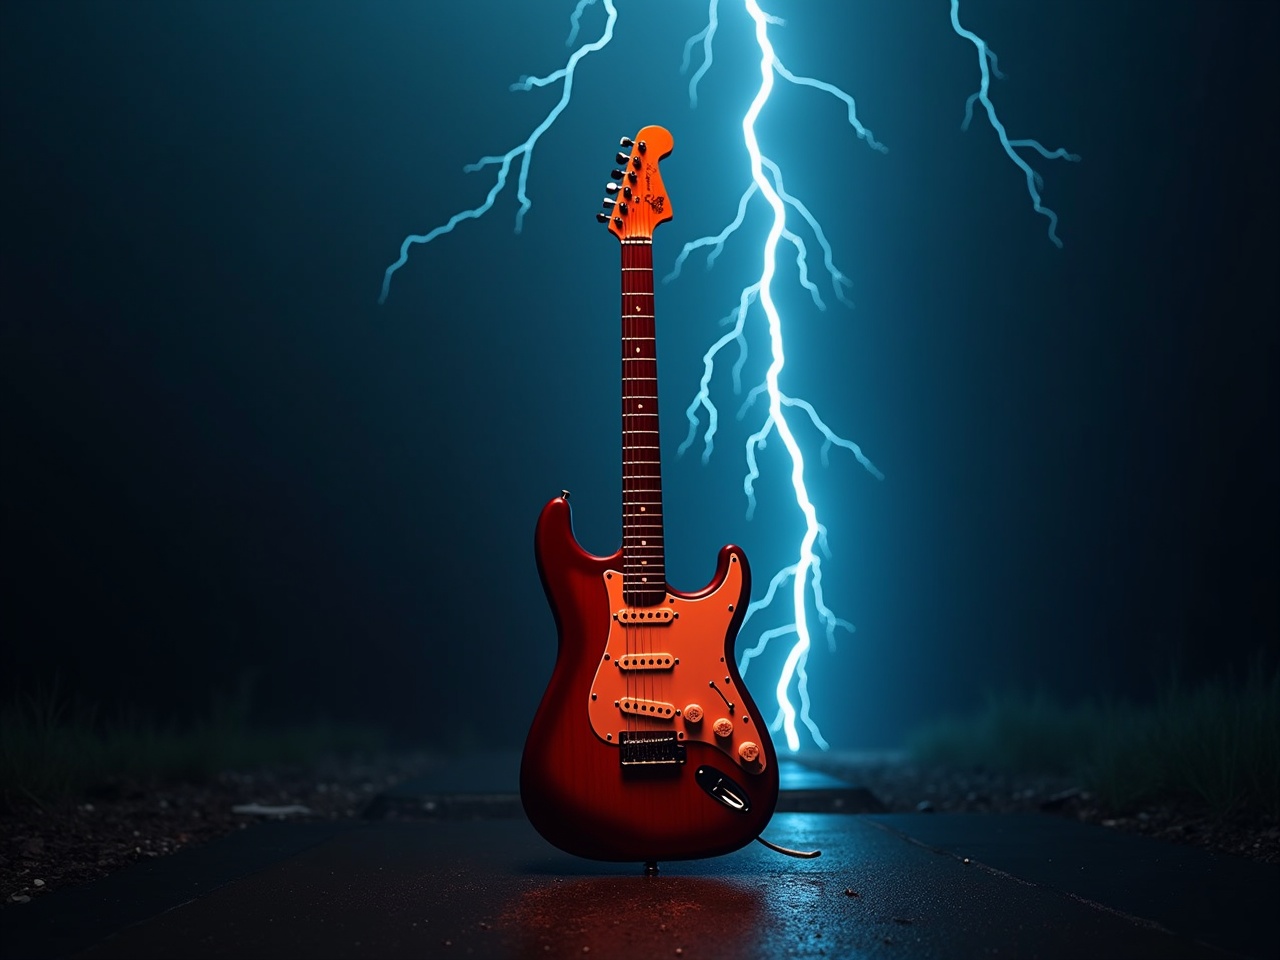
xmin=620 ymin=239 xmax=666 ymax=607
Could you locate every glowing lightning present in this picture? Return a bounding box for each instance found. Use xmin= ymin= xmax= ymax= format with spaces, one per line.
xmin=379 ymin=1 xmax=1077 ymax=753
xmin=671 ymin=0 xmax=1077 ymax=751
xmin=949 ymin=0 xmax=1081 ymax=246
xmin=377 ymin=0 xmax=618 ymax=305
xmin=670 ymin=0 xmax=885 ymax=753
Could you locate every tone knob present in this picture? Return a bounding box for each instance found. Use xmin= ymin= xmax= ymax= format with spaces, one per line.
xmin=738 ymin=740 xmax=760 ymax=764
xmin=683 ymin=703 xmax=704 ymax=723
xmin=713 ymin=717 xmax=734 ymax=739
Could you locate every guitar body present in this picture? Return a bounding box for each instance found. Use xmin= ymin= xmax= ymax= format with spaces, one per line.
xmin=521 ymin=496 xmax=779 ymax=862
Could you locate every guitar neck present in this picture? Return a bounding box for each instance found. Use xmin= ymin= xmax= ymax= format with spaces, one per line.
xmin=621 ymin=239 xmax=666 ymax=607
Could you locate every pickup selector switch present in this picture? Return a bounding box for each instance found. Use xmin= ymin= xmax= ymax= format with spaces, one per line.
xmin=713 ymin=717 xmax=734 ymax=739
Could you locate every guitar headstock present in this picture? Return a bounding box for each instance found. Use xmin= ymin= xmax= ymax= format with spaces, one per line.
xmin=596 ymin=125 xmax=674 ymax=242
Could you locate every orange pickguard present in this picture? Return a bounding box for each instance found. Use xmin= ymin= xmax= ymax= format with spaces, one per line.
xmin=586 ymin=559 xmax=767 ymax=774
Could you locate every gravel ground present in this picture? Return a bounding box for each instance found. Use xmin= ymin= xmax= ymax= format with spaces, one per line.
xmin=812 ymin=751 xmax=1280 ymax=864
xmin=3 ymin=751 xmax=1276 ymax=909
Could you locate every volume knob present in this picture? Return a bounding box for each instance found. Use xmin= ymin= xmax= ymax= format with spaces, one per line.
xmin=713 ymin=717 xmax=734 ymax=739
xmin=737 ymin=740 xmax=760 ymax=764
xmin=683 ymin=703 xmax=704 ymax=723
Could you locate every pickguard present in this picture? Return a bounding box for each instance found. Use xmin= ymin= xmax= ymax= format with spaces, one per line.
xmin=586 ymin=556 xmax=767 ymax=774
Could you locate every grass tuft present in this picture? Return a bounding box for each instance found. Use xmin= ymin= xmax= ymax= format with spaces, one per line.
xmin=906 ymin=655 xmax=1280 ymax=817
xmin=0 ymin=676 xmax=387 ymax=811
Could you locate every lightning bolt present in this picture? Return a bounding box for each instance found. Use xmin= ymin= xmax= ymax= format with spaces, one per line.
xmin=671 ymin=0 xmax=1077 ymax=752
xmin=378 ymin=0 xmax=1077 ymax=753
xmin=377 ymin=0 xmax=617 ymax=305
xmin=948 ymin=0 xmax=1082 ymax=246
xmin=669 ymin=0 xmax=885 ymax=753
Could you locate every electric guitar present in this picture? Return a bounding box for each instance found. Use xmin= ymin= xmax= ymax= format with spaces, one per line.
xmin=520 ymin=126 xmax=780 ymax=865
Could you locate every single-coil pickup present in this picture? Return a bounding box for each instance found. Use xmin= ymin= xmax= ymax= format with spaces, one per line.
xmin=616 ymin=653 xmax=675 ymax=671
xmin=615 ymin=607 xmax=675 ymax=624
xmin=618 ymin=698 xmax=677 ymax=719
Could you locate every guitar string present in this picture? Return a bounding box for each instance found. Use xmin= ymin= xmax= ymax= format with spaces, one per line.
xmin=623 ymin=239 xmax=633 ymax=746
xmin=625 ymin=238 xmax=653 ymax=744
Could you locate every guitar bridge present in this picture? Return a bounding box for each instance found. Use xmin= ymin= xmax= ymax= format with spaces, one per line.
xmin=618 ymin=731 xmax=686 ymax=768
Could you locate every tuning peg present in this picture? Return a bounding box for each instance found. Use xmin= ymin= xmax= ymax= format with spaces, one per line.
xmin=618 ymin=202 xmax=629 ymax=215
xmin=609 ymin=169 xmax=624 ymax=181
xmin=628 ymin=170 xmax=638 ymax=183
xmin=605 ymin=182 xmax=620 ymax=194
xmin=638 ymin=140 xmax=647 ymax=154
xmin=602 ymin=198 xmax=617 ymax=209
xmin=615 ymin=151 xmax=630 ymax=165
xmin=596 ymin=212 xmax=610 ymax=223
xmin=620 ymin=137 xmax=635 ymax=148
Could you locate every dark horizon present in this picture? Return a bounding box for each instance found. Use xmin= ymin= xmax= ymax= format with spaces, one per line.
xmin=2 ymin=0 xmax=1276 ymax=752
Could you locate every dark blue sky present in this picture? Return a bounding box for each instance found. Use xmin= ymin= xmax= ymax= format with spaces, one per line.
xmin=2 ymin=0 xmax=1276 ymax=749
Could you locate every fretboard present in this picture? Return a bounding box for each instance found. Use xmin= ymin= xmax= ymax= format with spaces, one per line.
xmin=620 ymin=239 xmax=666 ymax=607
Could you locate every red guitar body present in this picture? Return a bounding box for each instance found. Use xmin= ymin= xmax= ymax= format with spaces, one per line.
xmin=521 ymin=496 xmax=779 ymax=862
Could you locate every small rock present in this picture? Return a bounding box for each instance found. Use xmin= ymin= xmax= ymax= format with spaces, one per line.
xmin=915 ymin=800 xmax=934 ymax=813
xmin=33 ymin=879 xmax=45 ymax=887
xmin=1039 ymin=787 xmax=1082 ymax=811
